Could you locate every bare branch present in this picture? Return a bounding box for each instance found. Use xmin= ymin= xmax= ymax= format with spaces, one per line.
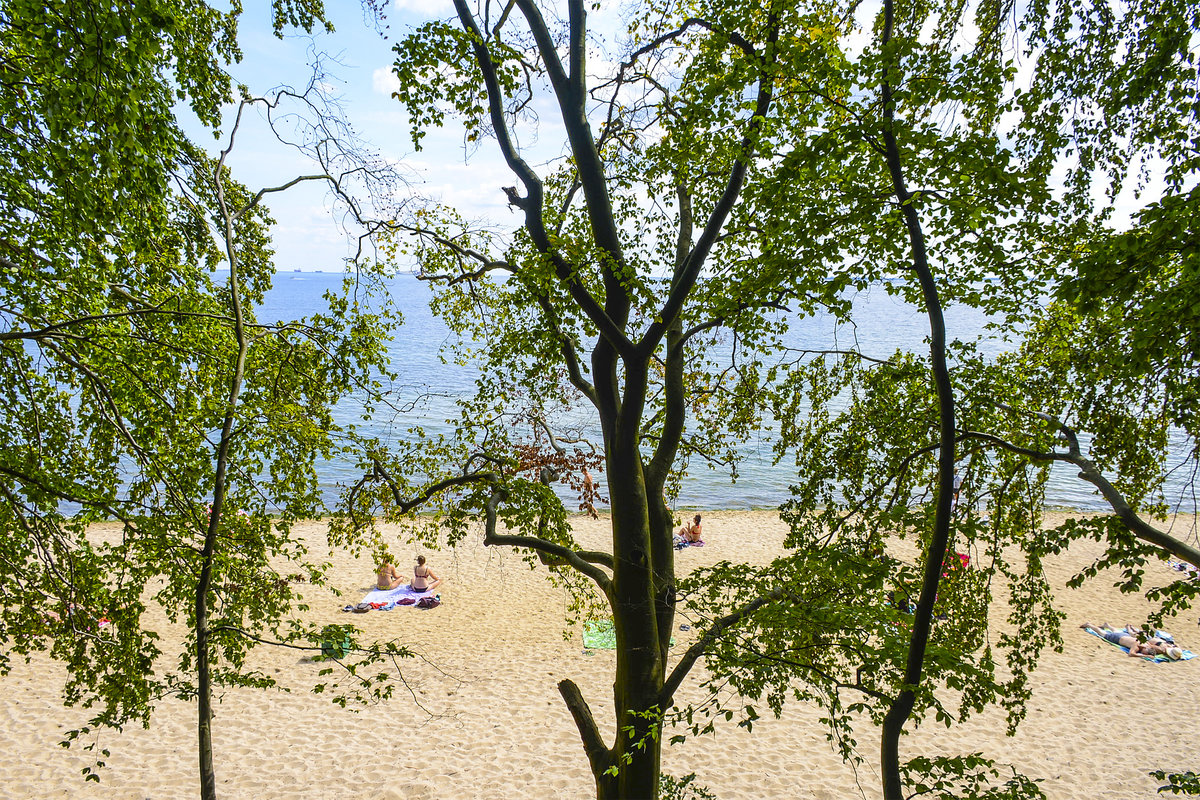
xmin=484 ymin=525 xmax=615 ymax=592
xmin=235 ymin=174 xmax=334 ymax=220
xmin=368 ymin=457 xmax=502 ymax=515
xmin=482 ymin=486 xmax=614 ymax=591
xmin=559 ymin=678 xmax=613 ymax=779
xmin=619 ymin=18 xmax=758 ymax=67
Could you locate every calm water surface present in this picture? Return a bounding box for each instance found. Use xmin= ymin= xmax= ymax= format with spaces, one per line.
xmin=261 ymin=272 xmax=1191 ymax=513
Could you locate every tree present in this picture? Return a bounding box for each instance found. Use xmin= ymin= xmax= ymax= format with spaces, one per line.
xmin=371 ymin=0 xmax=1036 ymax=795
xmin=360 ymin=0 xmax=823 ymax=796
xmin=373 ymin=0 xmax=1200 ymax=796
xmin=668 ymin=0 xmax=1070 ymax=793
xmin=1 ymin=3 xmax=409 ymax=797
xmin=699 ymin=0 xmax=1200 ymax=795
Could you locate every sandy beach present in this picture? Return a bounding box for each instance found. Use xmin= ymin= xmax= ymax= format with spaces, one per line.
xmin=1 ymin=510 xmax=1196 ymax=799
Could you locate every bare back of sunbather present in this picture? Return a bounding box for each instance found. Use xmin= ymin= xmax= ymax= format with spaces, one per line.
xmin=377 ymin=562 xmax=404 ymax=590
xmin=412 ymin=555 xmax=441 ymax=593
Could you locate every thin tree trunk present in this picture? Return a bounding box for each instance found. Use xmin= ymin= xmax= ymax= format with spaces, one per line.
xmin=877 ymin=0 xmax=957 ymax=795
xmin=196 ymin=143 xmax=252 ymax=800
xmin=196 ymin=538 xmax=218 ymax=800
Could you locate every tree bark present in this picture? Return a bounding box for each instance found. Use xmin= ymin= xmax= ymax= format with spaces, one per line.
xmin=604 ymin=418 xmax=668 ymax=799
xmin=196 ymin=130 xmax=253 ymax=800
xmin=878 ymin=0 xmax=957 ymax=796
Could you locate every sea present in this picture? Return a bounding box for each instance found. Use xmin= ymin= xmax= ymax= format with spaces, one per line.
xmin=260 ymin=271 xmax=1194 ymax=513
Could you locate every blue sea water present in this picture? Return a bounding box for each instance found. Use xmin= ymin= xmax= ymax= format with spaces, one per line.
xmin=261 ymin=272 xmax=1192 ymax=513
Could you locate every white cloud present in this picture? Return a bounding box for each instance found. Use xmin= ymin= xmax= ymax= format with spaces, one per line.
xmin=393 ymin=0 xmax=454 ymax=17
xmin=372 ymin=66 xmax=401 ymax=96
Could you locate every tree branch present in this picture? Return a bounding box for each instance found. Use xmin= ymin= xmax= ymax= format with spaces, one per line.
xmin=397 ymin=222 xmax=515 ymax=281
xmin=659 ymin=587 xmax=787 ymax=705
xmin=525 ymin=289 xmax=598 ymax=404
xmin=0 ymin=302 xmax=172 ymax=342
xmin=451 ymin=0 xmax=633 ymax=356
xmin=647 ymin=182 xmax=694 ymax=489
xmin=484 ymin=526 xmax=614 ymax=592
xmin=235 ymin=174 xmax=336 ymax=221
xmin=638 ymin=6 xmax=781 ymax=357
xmin=619 ymin=17 xmax=758 ymax=67
xmin=367 ymin=457 xmax=502 ymax=515
xmin=558 ymin=678 xmax=614 ymax=781
xmin=965 ymin=410 xmax=1200 ymax=567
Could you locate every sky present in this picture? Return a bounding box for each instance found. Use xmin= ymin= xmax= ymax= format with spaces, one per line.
xmin=201 ymin=0 xmax=1171 ymax=273
xmin=201 ymin=0 xmax=582 ymax=272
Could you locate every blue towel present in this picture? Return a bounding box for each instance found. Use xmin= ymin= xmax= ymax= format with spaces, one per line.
xmin=1084 ymin=628 xmax=1195 ymax=662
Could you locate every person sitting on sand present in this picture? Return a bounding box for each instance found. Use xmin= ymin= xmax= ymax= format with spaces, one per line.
xmin=1081 ymin=622 xmax=1183 ymax=659
xmin=680 ymin=514 xmax=703 ymax=543
xmin=411 ymin=555 xmax=442 ymax=593
xmin=377 ymin=560 xmax=405 ymax=591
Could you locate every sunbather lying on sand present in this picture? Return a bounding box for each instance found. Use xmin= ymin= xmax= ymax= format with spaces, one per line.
xmin=1080 ymin=622 xmax=1183 ymax=660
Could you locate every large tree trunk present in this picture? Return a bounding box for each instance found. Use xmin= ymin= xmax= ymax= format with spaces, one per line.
xmin=606 ymin=438 xmax=668 ymax=799
xmin=559 ymin=416 xmax=673 ymax=800
xmin=609 ymin=587 xmax=667 ymax=797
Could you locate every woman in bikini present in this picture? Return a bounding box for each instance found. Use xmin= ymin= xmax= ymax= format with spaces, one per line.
xmin=411 ymin=555 xmax=442 ymax=593
xmin=1080 ymin=622 xmax=1183 ymax=659
xmin=377 ymin=560 xmax=405 ymax=590
xmin=680 ymin=514 xmax=703 ymax=543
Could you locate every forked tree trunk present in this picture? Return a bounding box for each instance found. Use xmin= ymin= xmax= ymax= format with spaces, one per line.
xmin=560 ymin=438 xmax=672 ymax=800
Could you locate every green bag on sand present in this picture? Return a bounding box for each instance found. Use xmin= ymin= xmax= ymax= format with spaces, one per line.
xmin=321 ymin=637 xmax=352 ymax=658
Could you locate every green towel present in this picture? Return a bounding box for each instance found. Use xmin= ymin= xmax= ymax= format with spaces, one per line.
xmin=583 ymin=619 xmax=617 ymax=649
xmin=582 ymin=619 xmax=674 ymax=649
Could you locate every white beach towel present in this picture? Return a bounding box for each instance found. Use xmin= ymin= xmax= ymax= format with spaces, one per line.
xmin=358 ymin=584 xmax=433 ymax=609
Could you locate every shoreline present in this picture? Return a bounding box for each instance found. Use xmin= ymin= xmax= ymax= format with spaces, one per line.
xmin=69 ymin=502 xmax=1173 ymax=524
xmin=1 ymin=510 xmax=1196 ymax=799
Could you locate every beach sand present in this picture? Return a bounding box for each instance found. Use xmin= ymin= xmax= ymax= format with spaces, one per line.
xmin=1 ymin=510 xmax=1197 ymax=799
